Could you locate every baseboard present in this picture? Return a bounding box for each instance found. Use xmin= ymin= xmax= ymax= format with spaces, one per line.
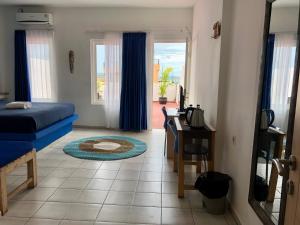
xmin=73 ymin=125 xmax=152 ymax=132
xmin=73 ymin=125 xmax=117 ymax=130
xmin=227 ymin=201 xmax=242 ymax=225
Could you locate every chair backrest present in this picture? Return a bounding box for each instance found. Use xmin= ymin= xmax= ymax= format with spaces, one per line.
xmin=167 ymin=119 xmax=179 ymax=152
xmin=162 ymin=106 xmax=168 ymax=130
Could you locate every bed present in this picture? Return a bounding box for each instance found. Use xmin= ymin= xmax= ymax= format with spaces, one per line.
xmin=0 ymin=102 xmax=78 ymax=151
xmin=0 ymin=102 xmax=78 ymax=215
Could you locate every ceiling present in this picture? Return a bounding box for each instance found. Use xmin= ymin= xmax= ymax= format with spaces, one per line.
xmin=273 ymin=0 xmax=299 ymax=7
xmin=0 ymin=0 xmax=197 ymax=8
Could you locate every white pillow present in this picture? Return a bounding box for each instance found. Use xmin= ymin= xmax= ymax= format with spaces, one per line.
xmin=5 ymin=101 xmax=32 ymax=109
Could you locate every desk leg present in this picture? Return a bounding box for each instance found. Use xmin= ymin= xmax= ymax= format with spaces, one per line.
xmin=196 ymin=155 xmax=202 ymax=174
xmin=167 ymin=126 xmax=174 ymax=160
xmin=173 ymin=152 xmax=178 ymax=172
xmin=178 ymin=131 xmax=184 ymax=198
xmin=208 ymin=132 xmax=215 ymax=171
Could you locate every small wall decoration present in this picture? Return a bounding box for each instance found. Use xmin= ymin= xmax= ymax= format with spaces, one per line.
xmin=212 ymin=21 xmax=221 ymax=39
xmin=69 ymin=50 xmax=75 ymax=74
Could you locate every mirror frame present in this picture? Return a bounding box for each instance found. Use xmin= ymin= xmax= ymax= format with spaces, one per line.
xmin=248 ymin=0 xmax=300 ymax=224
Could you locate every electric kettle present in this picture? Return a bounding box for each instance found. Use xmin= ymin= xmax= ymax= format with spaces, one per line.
xmin=185 ymin=104 xmax=205 ymax=128
xmin=260 ymin=109 xmax=275 ymax=130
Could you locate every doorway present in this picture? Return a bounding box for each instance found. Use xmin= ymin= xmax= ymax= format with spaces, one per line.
xmin=151 ymin=42 xmax=187 ymax=129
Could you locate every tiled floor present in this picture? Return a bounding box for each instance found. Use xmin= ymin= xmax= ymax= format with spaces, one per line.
xmin=0 ymin=128 xmax=236 ymax=225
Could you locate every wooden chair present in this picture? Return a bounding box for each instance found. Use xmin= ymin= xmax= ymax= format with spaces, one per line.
xmin=0 ymin=148 xmax=37 ymax=215
xmin=167 ymin=119 xmax=209 ymax=198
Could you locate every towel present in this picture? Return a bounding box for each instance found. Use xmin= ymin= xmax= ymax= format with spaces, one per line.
xmin=5 ymin=101 xmax=32 ymax=109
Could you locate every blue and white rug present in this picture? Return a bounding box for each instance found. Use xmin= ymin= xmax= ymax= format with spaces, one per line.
xmin=63 ymin=136 xmax=147 ymax=160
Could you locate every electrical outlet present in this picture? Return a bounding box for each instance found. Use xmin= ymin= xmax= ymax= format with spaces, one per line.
xmin=232 ymin=136 xmax=236 ymax=145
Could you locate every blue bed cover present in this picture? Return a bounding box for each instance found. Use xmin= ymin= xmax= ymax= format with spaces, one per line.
xmin=0 ymin=102 xmax=75 ymax=133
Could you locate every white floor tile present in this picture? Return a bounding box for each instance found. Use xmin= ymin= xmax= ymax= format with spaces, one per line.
xmin=78 ymin=190 xmax=108 ymax=204
xmin=60 ymin=178 xmax=90 ymax=189
xmin=64 ymin=203 xmax=101 ymax=221
xmin=133 ymin=192 xmax=161 ymax=207
xmin=25 ymin=218 xmax=61 ymax=225
xmin=0 ymin=217 xmax=28 ymax=225
xmin=48 ymin=189 xmax=81 ymax=203
xmin=33 ymin=202 xmax=70 ymax=219
xmin=105 ymin=191 xmax=135 ymax=205
xmin=111 ymin=180 xmax=138 ymax=192
xmin=137 ymin=181 xmax=161 ymax=193
xmin=6 ymin=201 xmax=43 ymax=218
xmin=86 ymin=179 xmax=113 ymax=190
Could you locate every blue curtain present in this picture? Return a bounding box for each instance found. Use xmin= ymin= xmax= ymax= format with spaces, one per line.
xmin=119 ymin=32 xmax=147 ymax=131
xmin=15 ymin=30 xmax=31 ymax=101
xmin=261 ymin=34 xmax=275 ymax=109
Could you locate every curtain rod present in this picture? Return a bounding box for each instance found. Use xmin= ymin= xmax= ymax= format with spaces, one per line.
xmin=271 ymin=31 xmax=297 ymax=34
xmin=21 ymin=27 xmax=54 ymax=31
xmin=85 ymin=27 xmax=191 ymax=34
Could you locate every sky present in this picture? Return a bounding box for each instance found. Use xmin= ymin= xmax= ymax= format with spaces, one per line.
xmin=154 ymin=42 xmax=186 ymax=82
xmin=96 ymin=45 xmax=105 ymax=76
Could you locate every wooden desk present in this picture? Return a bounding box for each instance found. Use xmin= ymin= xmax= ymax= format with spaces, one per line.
xmin=173 ymin=117 xmax=216 ymax=198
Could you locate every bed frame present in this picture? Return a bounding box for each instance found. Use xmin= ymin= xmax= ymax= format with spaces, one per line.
xmin=0 ymin=114 xmax=78 ymax=215
xmin=0 ymin=149 xmax=37 ymax=215
xmin=0 ymin=114 xmax=78 ymax=151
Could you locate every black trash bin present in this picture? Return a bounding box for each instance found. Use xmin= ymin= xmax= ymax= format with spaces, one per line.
xmin=195 ymin=171 xmax=231 ymax=214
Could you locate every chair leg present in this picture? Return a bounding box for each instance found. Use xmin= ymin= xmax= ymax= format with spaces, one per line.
xmin=164 ymin=132 xmax=166 ymax=156
xmin=178 ymin=157 xmax=185 ymax=198
xmin=0 ymin=169 xmax=7 ymax=216
xmin=196 ymin=155 xmax=202 ymax=174
xmin=203 ymin=154 xmax=208 ymax=173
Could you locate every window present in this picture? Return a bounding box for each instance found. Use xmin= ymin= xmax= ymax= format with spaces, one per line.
xmin=26 ymin=30 xmax=54 ymax=101
xmin=90 ymin=39 xmax=105 ymax=104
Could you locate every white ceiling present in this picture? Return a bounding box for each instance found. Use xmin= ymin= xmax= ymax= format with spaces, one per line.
xmin=273 ymin=0 xmax=299 ymax=7
xmin=0 ymin=0 xmax=197 ymax=8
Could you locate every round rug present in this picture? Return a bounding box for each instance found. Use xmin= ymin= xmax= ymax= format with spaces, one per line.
xmin=63 ymin=136 xmax=147 ymax=160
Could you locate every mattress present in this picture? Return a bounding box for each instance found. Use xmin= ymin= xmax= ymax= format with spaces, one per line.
xmin=0 ymin=102 xmax=75 ymax=133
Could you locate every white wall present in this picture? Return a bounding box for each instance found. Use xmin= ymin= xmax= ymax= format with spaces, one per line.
xmin=270 ymin=7 xmax=299 ymax=33
xmin=190 ymin=0 xmax=268 ymax=224
xmin=189 ymin=0 xmax=223 ymax=127
xmin=0 ymin=7 xmax=15 ymax=95
xmin=215 ymin=0 xmax=266 ymax=224
xmin=0 ymin=6 xmax=193 ymax=126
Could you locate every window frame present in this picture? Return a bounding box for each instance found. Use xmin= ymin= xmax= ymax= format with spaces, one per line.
xmin=90 ymin=39 xmax=106 ymax=105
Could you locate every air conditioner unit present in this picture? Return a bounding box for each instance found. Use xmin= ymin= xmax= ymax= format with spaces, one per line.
xmin=16 ymin=13 xmax=53 ymax=25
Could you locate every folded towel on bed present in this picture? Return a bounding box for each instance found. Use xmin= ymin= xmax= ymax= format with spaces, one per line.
xmin=5 ymin=101 xmax=32 ymax=109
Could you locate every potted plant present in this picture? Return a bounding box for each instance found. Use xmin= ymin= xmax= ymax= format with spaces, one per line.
xmin=159 ymin=67 xmax=173 ymax=104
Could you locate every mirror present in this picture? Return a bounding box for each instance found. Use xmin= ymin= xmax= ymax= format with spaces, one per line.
xmin=249 ymin=0 xmax=300 ymax=224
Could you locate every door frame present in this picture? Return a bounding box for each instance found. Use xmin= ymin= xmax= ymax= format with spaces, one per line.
xmin=150 ymin=39 xmax=190 ymax=129
xmin=248 ymin=0 xmax=300 ymax=224
xmin=283 ymin=2 xmax=300 ymax=224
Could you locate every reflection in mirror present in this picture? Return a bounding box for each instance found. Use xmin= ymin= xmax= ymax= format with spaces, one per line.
xmin=252 ymin=0 xmax=299 ymax=224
